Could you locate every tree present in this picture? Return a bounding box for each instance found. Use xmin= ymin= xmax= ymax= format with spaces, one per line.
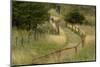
xmin=12 ymin=1 xmax=50 ymax=40
xmin=13 ymin=1 xmax=49 ymax=29
xmin=64 ymin=10 xmax=85 ymax=24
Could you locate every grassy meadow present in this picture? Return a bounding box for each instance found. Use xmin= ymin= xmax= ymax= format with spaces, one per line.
xmin=12 ymin=1 xmax=96 ymax=66
xmin=12 ymin=28 xmax=66 ymax=65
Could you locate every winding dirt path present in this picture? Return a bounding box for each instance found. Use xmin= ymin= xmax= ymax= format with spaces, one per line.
xmin=32 ymin=24 xmax=95 ymax=64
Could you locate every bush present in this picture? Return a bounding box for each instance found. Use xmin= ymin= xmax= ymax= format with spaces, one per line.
xmin=64 ymin=10 xmax=85 ymax=24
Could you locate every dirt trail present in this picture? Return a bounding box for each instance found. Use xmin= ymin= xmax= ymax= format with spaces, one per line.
xmin=55 ymin=25 xmax=96 ymax=62
xmin=32 ymin=25 xmax=95 ymax=64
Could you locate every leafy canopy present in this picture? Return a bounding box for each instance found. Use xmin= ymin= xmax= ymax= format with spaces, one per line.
xmin=13 ymin=1 xmax=50 ymax=30
xmin=64 ymin=10 xmax=85 ymax=24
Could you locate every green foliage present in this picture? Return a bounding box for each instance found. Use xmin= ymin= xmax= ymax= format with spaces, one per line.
xmin=12 ymin=1 xmax=50 ymax=30
xmin=64 ymin=10 xmax=85 ymax=24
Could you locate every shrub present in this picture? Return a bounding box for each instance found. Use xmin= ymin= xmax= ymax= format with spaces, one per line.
xmin=64 ymin=10 xmax=85 ymax=24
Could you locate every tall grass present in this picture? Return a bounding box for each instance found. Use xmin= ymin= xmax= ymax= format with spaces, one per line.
xmin=12 ymin=28 xmax=67 ymax=65
xmin=63 ymin=43 xmax=95 ymax=62
xmin=12 ymin=25 xmax=95 ymax=65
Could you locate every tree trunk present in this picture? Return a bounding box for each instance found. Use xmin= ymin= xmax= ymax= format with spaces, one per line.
xmin=34 ymin=29 xmax=37 ymax=40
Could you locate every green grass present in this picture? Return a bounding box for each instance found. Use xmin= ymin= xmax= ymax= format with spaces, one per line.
xmin=12 ymin=28 xmax=67 ymax=65
xmin=12 ymin=27 xmax=81 ymax=65
xmin=12 ymin=25 xmax=95 ymax=65
xmin=64 ymin=43 xmax=95 ymax=62
xmin=74 ymin=44 xmax=95 ymax=61
xmin=12 ymin=40 xmax=61 ymax=65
